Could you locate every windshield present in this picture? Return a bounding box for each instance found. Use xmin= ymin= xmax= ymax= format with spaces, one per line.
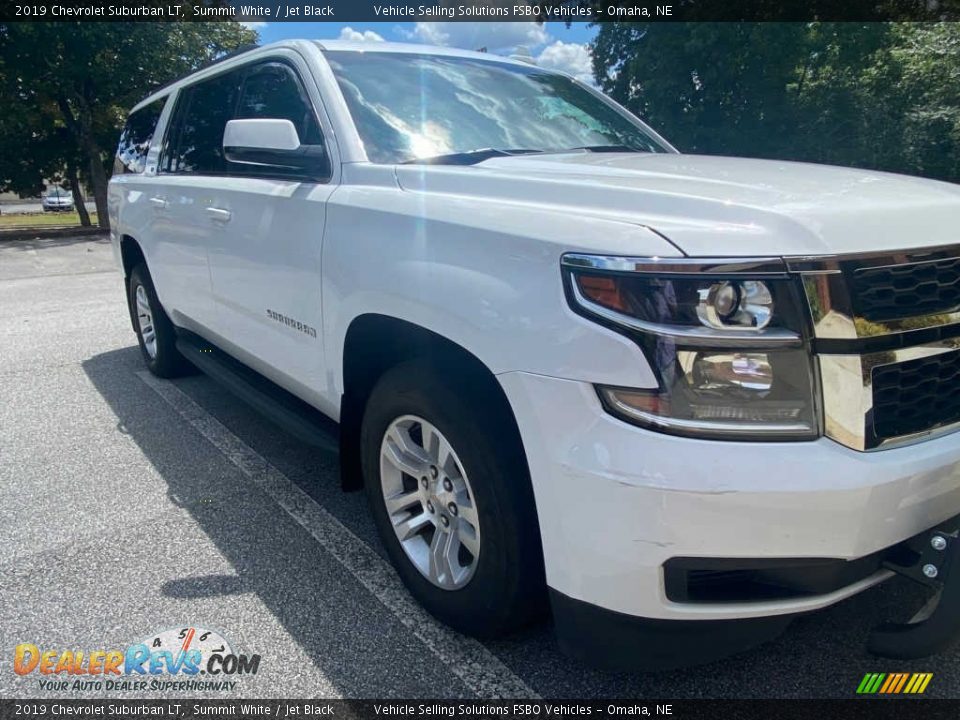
xmin=323 ymin=50 xmax=670 ymax=164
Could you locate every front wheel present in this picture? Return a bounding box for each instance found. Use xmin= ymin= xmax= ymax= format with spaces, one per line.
xmin=361 ymin=361 xmax=545 ymax=637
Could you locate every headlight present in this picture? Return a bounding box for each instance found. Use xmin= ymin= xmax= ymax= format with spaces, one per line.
xmin=563 ymin=254 xmax=819 ymax=440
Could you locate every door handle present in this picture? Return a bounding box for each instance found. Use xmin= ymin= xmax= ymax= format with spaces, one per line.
xmin=149 ymin=197 xmax=168 ymax=210
xmin=205 ymin=207 xmax=232 ymax=223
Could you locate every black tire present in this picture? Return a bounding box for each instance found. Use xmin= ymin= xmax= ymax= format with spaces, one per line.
xmin=361 ymin=360 xmax=545 ymax=637
xmin=128 ymin=263 xmax=191 ymax=378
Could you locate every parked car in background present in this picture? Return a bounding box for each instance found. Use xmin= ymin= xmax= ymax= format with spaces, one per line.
xmin=109 ymin=40 xmax=960 ymax=671
xmin=42 ymin=186 xmax=74 ymax=212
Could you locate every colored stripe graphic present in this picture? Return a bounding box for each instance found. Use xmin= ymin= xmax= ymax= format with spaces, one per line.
xmin=856 ymin=673 xmax=886 ymax=694
xmin=881 ymin=673 xmax=905 ymax=693
xmin=857 ymin=672 xmax=933 ymax=694
xmin=906 ymin=673 xmax=933 ymax=694
xmin=893 ymin=673 xmax=910 ymax=693
xmin=878 ymin=674 xmax=897 ymax=693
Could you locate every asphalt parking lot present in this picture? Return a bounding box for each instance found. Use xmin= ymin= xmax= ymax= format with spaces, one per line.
xmin=1 ymin=234 xmax=957 ymax=700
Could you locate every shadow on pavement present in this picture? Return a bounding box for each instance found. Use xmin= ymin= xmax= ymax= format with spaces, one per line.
xmin=82 ymin=346 xmax=480 ymax=698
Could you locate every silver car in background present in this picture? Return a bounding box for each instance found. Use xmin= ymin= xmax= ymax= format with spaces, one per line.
xmin=42 ymin=186 xmax=74 ymax=212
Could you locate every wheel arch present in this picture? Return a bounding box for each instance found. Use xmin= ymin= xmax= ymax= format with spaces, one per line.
xmin=338 ymin=314 xmax=532 ymax=500
xmin=119 ymin=235 xmax=147 ymax=331
xmin=120 ymin=234 xmax=147 ymax=278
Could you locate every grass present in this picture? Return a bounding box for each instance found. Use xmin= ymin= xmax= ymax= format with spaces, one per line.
xmin=0 ymin=212 xmax=99 ymax=229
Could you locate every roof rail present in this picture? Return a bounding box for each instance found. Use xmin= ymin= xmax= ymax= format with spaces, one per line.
xmin=137 ymin=43 xmax=261 ymax=102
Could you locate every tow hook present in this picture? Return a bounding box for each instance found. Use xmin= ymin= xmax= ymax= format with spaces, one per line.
xmin=868 ymin=525 xmax=960 ymax=659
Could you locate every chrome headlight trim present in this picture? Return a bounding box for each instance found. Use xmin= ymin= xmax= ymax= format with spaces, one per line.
xmin=563 ymin=253 xmax=818 ymax=440
xmin=598 ymin=386 xmax=816 ymax=440
xmin=562 ymin=253 xmax=790 ymax=277
xmin=564 ymin=248 xmax=960 ymax=451
xmin=568 ymin=280 xmax=803 ymax=349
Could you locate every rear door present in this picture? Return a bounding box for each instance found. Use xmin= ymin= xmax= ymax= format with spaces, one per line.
xmin=110 ymin=96 xmax=176 ymax=304
xmin=203 ymin=54 xmax=335 ymax=400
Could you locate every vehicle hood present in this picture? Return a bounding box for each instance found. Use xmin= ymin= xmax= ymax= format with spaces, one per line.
xmin=395 ymin=153 xmax=960 ymax=257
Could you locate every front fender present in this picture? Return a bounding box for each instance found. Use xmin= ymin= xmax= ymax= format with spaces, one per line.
xmin=321 ymin=185 xmax=678 ymax=396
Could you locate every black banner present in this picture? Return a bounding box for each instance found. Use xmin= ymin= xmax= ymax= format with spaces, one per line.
xmin=3 ymin=700 xmax=960 ymax=720
xmin=0 ymin=0 xmax=958 ymax=23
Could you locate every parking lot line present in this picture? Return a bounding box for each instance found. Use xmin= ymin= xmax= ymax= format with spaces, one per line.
xmin=137 ymin=370 xmax=539 ymax=700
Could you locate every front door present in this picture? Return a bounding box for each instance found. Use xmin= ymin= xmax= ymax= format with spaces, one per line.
xmin=204 ymin=57 xmax=335 ymax=400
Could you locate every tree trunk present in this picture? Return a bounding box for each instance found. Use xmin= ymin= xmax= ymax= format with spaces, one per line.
xmin=56 ymin=93 xmax=110 ymax=230
xmin=66 ymin=162 xmax=91 ymax=227
xmin=83 ymin=139 xmax=110 ymax=229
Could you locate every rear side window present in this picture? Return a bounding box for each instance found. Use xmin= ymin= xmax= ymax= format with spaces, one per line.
xmin=236 ymin=62 xmax=323 ymax=146
xmin=114 ymin=97 xmax=167 ymax=174
xmin=162 ymin=69 xmax=243 ymax=174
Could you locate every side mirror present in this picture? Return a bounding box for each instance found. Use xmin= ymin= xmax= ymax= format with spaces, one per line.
xmin=223 ymin=118 xmax=327 ymax=178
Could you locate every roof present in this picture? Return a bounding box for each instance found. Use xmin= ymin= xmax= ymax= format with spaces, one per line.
xmin=130 ymin=39 xmax=541 ymax=112
xmin=130 ymin=40 xmax=553 ymax=112
xmin=313 ymin=39 xmax=533 ymax=67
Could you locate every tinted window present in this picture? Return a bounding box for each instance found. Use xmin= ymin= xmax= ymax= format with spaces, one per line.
xmin=236 ymin=62 xmax=322 ymax=146
xmin=114 ymin=97 xmax=167 ymax=174
xmin=324 ymin=51 xmax=668 ymax=164
xmin=163 ymin=69 xmax=242 ymax=174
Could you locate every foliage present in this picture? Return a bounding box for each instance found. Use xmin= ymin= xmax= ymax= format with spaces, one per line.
xmin=0 ymin=20 xmax=257 ymax=227
xmin=590 ymin=22 xmax=960 ymax=183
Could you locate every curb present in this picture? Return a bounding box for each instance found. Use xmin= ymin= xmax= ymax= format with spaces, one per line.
xmin=0 ymin=226 xmax=107 ymax=241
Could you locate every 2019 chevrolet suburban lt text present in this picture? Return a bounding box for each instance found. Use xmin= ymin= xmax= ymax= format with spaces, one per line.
xmin=108 ymin=40 xmax=960 ymax=670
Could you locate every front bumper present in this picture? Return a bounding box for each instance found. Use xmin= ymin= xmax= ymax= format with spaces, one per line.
xmin=498 ymin=371 xmax=960 ymax=624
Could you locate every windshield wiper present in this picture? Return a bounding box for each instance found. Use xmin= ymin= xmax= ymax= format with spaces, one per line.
xmin=401 ymin=148 xmax=544 ymax=166
xmin=558 ymin=144 xmax=649 ymax=153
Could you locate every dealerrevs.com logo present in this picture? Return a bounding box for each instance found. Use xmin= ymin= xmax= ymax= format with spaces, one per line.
xmin=14 ymin=626 xmax=261 ymax=692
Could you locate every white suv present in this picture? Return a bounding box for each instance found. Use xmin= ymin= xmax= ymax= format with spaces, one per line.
xmin=109 ymin=40 xmax=960 ymax=670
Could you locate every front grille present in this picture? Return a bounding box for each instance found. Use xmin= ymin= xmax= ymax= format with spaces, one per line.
xmin=853 ymin=257 xmax=960 ymax=322
xmin=872 ymin=349 xmax=960 ymax=441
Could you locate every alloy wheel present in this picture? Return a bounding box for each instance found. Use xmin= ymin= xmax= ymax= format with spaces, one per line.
xmin=379 ymin=415 xmax=481 ymax=590
xmin=135 ymin=284 xmax=157 ymax=359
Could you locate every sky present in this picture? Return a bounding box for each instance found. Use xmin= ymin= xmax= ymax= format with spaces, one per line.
xmin=248 ymin=21 xmax=598 ymax=83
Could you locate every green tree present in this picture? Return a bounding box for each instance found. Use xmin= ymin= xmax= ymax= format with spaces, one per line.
xmin=876 ymin=23 xmax=960 ymax=180
xmin=0 ymin=21 xmax=257 ymax=227
xmin=589 ymin=21 xmax=960 ymax=184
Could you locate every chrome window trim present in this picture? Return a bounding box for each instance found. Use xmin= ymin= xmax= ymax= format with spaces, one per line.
xmin=569 ymin=280 xmax=802 ymax=349
xmin=820 ymin=339 xmax=960 ymax=451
